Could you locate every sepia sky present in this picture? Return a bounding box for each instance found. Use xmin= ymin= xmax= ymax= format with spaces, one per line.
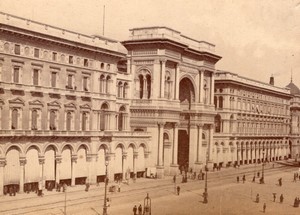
xmin=1 ymin=0 xmax=299 ymax=88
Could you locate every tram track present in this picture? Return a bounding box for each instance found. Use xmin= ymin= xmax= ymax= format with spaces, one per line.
xmin=1 ymin=164 xmax=298 ymax=215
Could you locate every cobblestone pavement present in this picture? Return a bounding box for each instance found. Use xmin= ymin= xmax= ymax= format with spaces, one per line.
xmin=1 ymin=160 xmax=300 ymax=215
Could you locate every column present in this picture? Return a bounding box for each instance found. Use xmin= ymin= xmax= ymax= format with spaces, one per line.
xmin=174 ymin=63 xmax=180 ymax=100
xmin=170 ymin=123 xmax=179 ymax=175
xmin=160 ymin=60 xmax=166 ymax=98
xmin=196 ymin=124 xmax=203 ymax=163
xmin=106 ymin=153 xmax=115 ymax=182
xmin=55 ymin=156 xmax=62 ymax=185
xmin=210 ymin=73 xmax=215 ymax=105
xmin=71 ymin=155 xmax=77 ymax=186
xmin=87 ymin=154 xmax=95 ymax=184
xmin=198 ymin=70 xmax=204 ymax=103
xmin=38 ymin=156 xmax=45 ymax=188
xmin=189 ymin=124 xmax=197 ymax=170
xmin=127 ymin=58 xmax=131 ymax=74
xmin=122 ymin=153 xmax=127 ymax=180
xmin=157 ymin=122 xmax=165 ymax=178
xmin=0 ymin=158 xmax=5 ymax=196
xmin=19 ymin=157 xmax=26 ymax=193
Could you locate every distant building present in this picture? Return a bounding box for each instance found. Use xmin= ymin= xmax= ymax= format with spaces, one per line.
xmin=214 ymin=71 xmax=291 ymax=167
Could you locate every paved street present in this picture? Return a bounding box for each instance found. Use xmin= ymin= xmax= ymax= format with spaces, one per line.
xmin=1 ymin=161 xmax=300 ymax=215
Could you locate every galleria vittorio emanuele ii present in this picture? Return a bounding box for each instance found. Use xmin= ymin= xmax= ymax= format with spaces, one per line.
xmin=0 ymin=11 xmax=299 ymax=197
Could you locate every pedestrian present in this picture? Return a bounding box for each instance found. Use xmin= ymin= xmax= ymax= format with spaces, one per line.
xmin=177 ymin=186 xmax=180 ymax=195
xmin=280 ymin=194 xmax=284 ymax=203
xmin=257 ymin=172 xmax=260 ymax=177
xmin=278 ymin=178 xmax=282 ymax=186
xmin=252 ymin=175 xmax=255 ymax=183
xmin=118 ymin=183 xmax=121 ymax=192
xmin=256 ymin=194 xmax=260 ymax=203
xmin=273 ymin=193 xmax=276 ymax=202
xmin=242 ymin=175 xmax=246 ymax=183
xmin=138 ymin=204 xmax=142 ymax=215
xmin=294 ymin=197 xmax=298 ymax=207
xmin=133 ymin=205 xmax=137 ymax=215
xmin=237 ymin=176 xmax=239 ymax=183
xmin=263 ymin=203 xmax=266 ymax=213
xmin=173 ymin=175 xmax=176 ymax=183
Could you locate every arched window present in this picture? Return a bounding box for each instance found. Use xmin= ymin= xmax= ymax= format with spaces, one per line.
xmin=215 ymin=115 xmax=221 ymax=133
xmin=50 ymin=110 xmax=56 ymax=130
xmin=214 ymin=96 xmax=217 ymax=108
xmin=100 ymin=103 xmax=108 ymax=131
xmin=117 ymin=82 xmax=123 ymax=98
xmin=139 ymin=75 xmax=144 ymax=99
xmin=32 ymin=110 xmax=38 ymax=130
xmin=202 ymin=133 xmax=206 ymax=140
xmin=123 ymin=82 xmax=128 ymax=98
xmin=12 ymin=109 xmax=18 ymax=129
xmin=146 ymin=74 xmax=151 ymax=99
xmin=100 ymin=75 xmax=105 ymax=93
xmin=219 ymin=96 xmax=223 ymax=108
xmin=66 ymin=111 xmax=72 ymax=131
xmin=82 ymin=112 xmax=87 ymax=131
xmin=229 ymin=114 xmax=234 ymax=133
xmin=118 ymin=106 xmax=126 ymax=131
xmin=106 ymin=76 xmax=111 ymax=94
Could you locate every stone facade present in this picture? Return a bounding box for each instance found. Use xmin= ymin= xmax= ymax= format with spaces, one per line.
xmin=214 ymin=71 xmax=292 ymax=167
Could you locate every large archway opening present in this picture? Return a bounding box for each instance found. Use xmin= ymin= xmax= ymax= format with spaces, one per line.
xmin=179 ymin=78 xmax=195 ymax=110
xmin=178 ymin=130 xmax=189 ymax=172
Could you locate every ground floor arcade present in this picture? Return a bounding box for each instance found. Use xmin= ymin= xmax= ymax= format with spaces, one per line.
xmin=0 ymin=135 xmax=150 ymax=196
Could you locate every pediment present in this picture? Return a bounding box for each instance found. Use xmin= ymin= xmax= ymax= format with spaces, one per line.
xmin=80 ymin=103 xmax=91 ymax=110
xmin=47 ymin=100 xmax=61 ymax=107
xmin=29 ymin=99 xmax=44 ymax=107
xmin=9 ymin=97 xmax=25 ymax=105
xmin=64 ymin=102 xmax=77 ymax=109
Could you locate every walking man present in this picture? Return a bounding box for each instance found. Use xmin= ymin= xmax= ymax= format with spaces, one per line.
xmin=256 ymin=194 xmax=260 ymax=203
xmin=177 ymin=186 xmax=181 ymax=196
xmin=263 ymin=203 xmax=266 ymax=213
xmin=280 ymin=194 xmax=284 ymax=203
xmin=133 ymin=205 xmax=137 ymax=215
xmin=237 ymin=176 xmax=239 ymax=183
xmin=138 ymin=204 xmax=142 ymax=215
xmin=252 ymin=175 xmax=256 ymax=183
xmin=242 ymin=175 xmax=246 ymax=183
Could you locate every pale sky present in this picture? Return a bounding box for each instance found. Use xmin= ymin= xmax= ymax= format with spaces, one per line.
xmin=1 ymin=0 xmax=299 ymax=88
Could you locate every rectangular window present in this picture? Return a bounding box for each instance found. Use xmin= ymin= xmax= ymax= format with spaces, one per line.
xmin=51 ymin=72 xmax=57 ymax=87
xmin=83 ymin=76 xmax=88 ymax=91
xmin=67 ymin=74 xmax=73 ymax=89
xmin=14 ymin=44 xmax=21 ymax=55
xmin=33 ymin=69 xmax=39 ymax=85
xmin=69 ymin=56 xmax=73 ymax=64
xmin=34 ymin=48 xmax=40 ymax=58
xmin=13 ymin=67 xmax=20 ymax=83
xmin=52 ymin=52 xmax=57 ymax=61
xmin=84 ymin=59 xmax=88 ymax=67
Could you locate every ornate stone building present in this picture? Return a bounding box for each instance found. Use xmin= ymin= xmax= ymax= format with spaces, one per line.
xmin=122 ymin=27 xmax=222 ymax=177
xmin=0 ymin=12 xmax=151 ymax=196
xmin=214 ymin=71 xmax=292 ymax=167
xmin=286 ymin=80 xmax=300 ymax=159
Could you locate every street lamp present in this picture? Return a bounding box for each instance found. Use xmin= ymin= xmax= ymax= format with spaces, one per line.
xmin=103 ymin=159 xmax=109 ymax=215
xmin=143 ymin=193 xmax=151 ymax=215
xmin=203 ymin=149 xmax=208 ymax=204
xmin=261 ymin=150 xmax=265 ymax=184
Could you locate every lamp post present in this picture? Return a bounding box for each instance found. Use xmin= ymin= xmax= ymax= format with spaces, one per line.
xmin=103 ymin=159 xmax=109 ymax=215
xmin=143 ymin=193 xmax=151 ymax=215
xmin=261 ymin=150 xmax=265 ymax=184
xmin=203 ymin=149 xmax=208 ymax=204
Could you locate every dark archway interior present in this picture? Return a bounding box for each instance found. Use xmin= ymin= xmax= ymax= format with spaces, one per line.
xmin=178 ymin=130 xmax=189 ymax=170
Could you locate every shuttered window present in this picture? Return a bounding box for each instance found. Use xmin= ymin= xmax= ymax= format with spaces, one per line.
xmin=33 ymin=69 xmax=39 ymax=85
xmin=32 ymin=110 xmax=38 ymax=129
xmin=51 ymin=72 xmax=56 ymax=87
xmin=13 ymin=67 xmax=19 ymax=83
xmin=12 ymin=109 xmax=18 ymax=129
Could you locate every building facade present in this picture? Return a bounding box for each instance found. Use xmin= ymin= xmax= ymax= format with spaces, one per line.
xmin=214 ymin=71 xmax=292 ymax=167
xmin=0 ymin=12 xmax=151 ymax=196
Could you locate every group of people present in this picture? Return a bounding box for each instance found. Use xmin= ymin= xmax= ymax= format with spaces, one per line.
xmin=293 ymin=172 xmax=300 ymax=182
xmin=236 ymin=174 xmax=247 ymax=183
xmin=132 ymin=204 xmax=143 ymax=215
xmin=294 ymin=197 xmax=300 ymax=207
